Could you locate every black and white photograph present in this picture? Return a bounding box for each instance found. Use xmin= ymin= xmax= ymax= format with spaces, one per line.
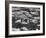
xmin=12 ymin=7 xmax=40 ymax=31
xmin=5 ymin=1 xmax=45 ymax=37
